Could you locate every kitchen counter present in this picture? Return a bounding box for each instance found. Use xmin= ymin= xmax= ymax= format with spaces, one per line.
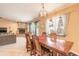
xmin=0 ymin=34 xmax=16 ymax=46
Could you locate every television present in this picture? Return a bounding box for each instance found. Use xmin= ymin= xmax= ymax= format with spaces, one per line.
xmin=0 ymin=28 xmax=7 ymax=33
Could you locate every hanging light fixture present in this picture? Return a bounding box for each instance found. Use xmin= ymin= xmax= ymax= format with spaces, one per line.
xmin=39 ymin=3 xmax=48 ymax=17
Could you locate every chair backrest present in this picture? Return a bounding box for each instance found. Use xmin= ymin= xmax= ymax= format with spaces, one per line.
xmin=49 ymin=32 xmax=57 ymax=38
xmin=41 ymin=32 xmax=47 ymax=37
xmin=32 ymin=35 xmax=42 ymax=53
xmin=49 ymin=32 xmax=57 ymax=42
xmin=27 ymin=32 xmax=33 ymax=39
xmin=25 ymin=33 xmax=31 ymax=45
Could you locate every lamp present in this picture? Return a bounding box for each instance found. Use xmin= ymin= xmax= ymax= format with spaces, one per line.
xmin=39 ymin=3 xmax=48 ymax=17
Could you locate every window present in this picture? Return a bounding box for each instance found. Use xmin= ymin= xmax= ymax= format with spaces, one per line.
xmin=35 ymin=22 xmax=39 ymax=36
xmin=46 ymin=14 xmax=68 ymax=36
xmin=30 ymin=22 xmax=36 ymax=34
xmin=28 ymin=21 xmax=39 ymax=36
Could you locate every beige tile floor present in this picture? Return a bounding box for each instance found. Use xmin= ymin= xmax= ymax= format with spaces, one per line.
xmin=0 ymin=36 xmax=30 ymax=56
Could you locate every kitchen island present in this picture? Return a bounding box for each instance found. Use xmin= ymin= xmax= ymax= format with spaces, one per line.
xmin=0 ymin=34 xmax=16 ymax=46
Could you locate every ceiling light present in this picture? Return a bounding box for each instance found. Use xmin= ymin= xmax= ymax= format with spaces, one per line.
xmin=39 ymin=3 xmax=48 ymax=17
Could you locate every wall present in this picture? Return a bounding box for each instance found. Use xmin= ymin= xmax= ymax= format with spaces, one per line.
xmin=65 ymin=11 xmax=79 ymax=54
xmin=0 ymin=19 xmax=18 ymax=34
xmin=39 ymin=4 xmax=79 ymax=54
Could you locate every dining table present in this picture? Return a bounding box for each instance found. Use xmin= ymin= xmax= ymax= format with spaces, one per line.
xmin=39 ymin=37 xmax=73 ymax=56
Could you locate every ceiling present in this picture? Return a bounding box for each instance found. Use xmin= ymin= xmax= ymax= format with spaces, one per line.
xmin=0 ymin=3 xmax=75 ymax=22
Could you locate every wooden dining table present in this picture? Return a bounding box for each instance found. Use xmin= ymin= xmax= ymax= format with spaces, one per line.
xmin=39 ymin=37 xmax=73 ymax=56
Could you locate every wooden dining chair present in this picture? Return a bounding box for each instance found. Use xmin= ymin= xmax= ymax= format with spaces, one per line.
xmin=25 ymin=33 xmax=36 ymax=55
xmin=25 ymin=33 xmax=32 ymax=52
xmin=32 ymin=35 xmax=50 ymax=56
xmin=49 ymin=32 xmax=57 ymax=42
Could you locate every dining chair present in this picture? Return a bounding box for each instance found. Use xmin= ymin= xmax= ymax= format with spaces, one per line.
xmin=28 ymin=32 xmax=33 ymax=39
xmin=25 ymin=33 xmax=36 ymax=56
xmin=32 ymin=35 xmax=50 ymax=56
xmin=25 ymin=33 xmax=32 ymax=52
xmin=49 ymin=32 xmax=57 ymax=42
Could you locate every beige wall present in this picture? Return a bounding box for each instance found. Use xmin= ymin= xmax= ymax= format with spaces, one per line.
xmin=39 ymin=4 xmax=79 ymax=54
xmin=65 ymin=11 xmax=79 ymax=54
xmin=0 ymin=19 xmax=18 ymax=34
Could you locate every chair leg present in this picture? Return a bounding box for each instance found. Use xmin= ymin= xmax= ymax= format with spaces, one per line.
xmin=53 ymin=51 xmax=57 ymax=56
xmin=26 ymin=42 xmax=28 ymax=52
xmin=30 ymin=50 xmax=36 ymax=56
xmin=49 ymin=50 xmax=54 ymax=56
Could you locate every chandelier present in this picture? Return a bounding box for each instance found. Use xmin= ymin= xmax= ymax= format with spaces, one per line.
xmin=39 ymin=3 xmax=48 ymax=17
